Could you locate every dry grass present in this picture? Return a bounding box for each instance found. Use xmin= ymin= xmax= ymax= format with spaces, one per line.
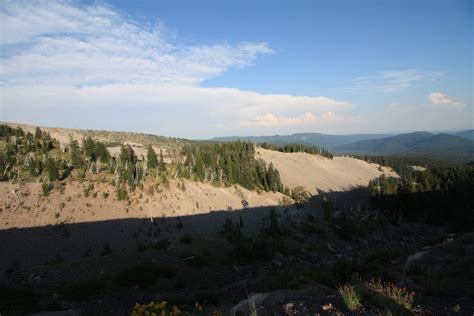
xmin=338 ymin=283 xmax=362 ymax=311
xmin=366 ymin=279 xmax=415 ymax=310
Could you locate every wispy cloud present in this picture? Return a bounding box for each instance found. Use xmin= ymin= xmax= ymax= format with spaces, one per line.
xmin=0 ymin=1 xmax=273 ymax=86
xmin=351 ymin=69 xmax=442 ymax=93
xmin=428 ymin=92 xmax=463 ymax=108
xmin=0 ymin=0 xmax=349 ymax=136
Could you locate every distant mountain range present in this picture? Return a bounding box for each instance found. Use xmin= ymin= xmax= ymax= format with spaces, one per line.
xmin=211 ymin=133 xmax=393 ymax=150
xmin=211 ymin=130 xmax=474 ymax=162
xmin=334 ymin=131 xmax=474 ymax=162
xmin=452 ymin=130 xmax=474 ymax=142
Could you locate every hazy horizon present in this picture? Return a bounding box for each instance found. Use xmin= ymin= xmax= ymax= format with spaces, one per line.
xmin=2 ymin=119 xmax=473 ymax=141
xmin=1 ymin=0 xmax=472 ymax=138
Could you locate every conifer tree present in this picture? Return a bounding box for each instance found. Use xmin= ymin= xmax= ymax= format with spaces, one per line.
xmin=70 ymin=140 xmax=84 ymax=169
xmin=194 ymin=155 xmax=205 ymax=181
xmin=94 ymin=142 xmax=110 ymax=162
xmin=147 ymin=145 xmax=158 ymax=169
xmin=83 ymin=137 xmax=95 ymax=160
xmin=159 ymin=149 xmax=166 ymax=172
xmin=46 ymin=157 xmax=59 ymax=181
xmin=34 ymin=127 xmax=42 ymax=140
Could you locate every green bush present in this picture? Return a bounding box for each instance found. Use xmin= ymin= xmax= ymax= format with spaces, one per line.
xmin=338 ymin=283 xmax=362 ymax=311
xmin=116 ymin=186 xmax=127 ymax=200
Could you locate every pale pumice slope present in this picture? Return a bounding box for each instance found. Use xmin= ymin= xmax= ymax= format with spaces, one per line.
xmin=256 ymin=147 xmax=397 ymax=194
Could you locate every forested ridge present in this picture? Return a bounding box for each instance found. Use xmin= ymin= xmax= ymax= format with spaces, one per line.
xmin=357 ymin=153 xmax=474 ymax=230
xmin=259 ymin=142 xmax=333 ymax=159
xmin=0 ymin=124 xmax=286 ymax=199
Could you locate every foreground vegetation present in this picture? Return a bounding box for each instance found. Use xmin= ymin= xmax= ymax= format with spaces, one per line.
xmin=362 ymin=155 xmax=474 ymax=230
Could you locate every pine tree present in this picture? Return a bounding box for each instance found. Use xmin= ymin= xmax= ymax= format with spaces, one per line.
xmin=94 ymin=142 xmax=110 ymax=162
xmin=83 ymin=137 xmax=95 ymax=160
xmin=70 ymin=140 xmax=84 ymax=169
xmin=34 ymin=127 xmax=42 ymax=140
xmin=46 ymin=157 xmax=59 ymax=181
xmin=195 ymin=155 xmax=205 ymax=181
xmin=147 ymin=145 xmax=158 ymax=169
xmin=159 ymin=149 xmax=166 ymax=172
xmin=119 ymin=145 xmax=138 ymax=188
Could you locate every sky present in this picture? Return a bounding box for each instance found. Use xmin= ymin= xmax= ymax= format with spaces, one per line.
xmin=0 ymin=0 xmax=472 ymax=139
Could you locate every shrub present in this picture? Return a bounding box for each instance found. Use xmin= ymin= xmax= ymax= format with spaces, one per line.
xmin=291 ymin=186 xmax=309 ymax=206
xmin=279 ymin=196 xmax=293 ymax=208
xmin=61 ymin=279 xmax=105 ymax=301
xmin=83 ymin=183 xmax=94 ymax=197
xmin=220 ymin=217 xmax=244 ymax=243
xmin=116 ymin=263 xmax=176 ymax=287
xmin=321 ymin=197 xmax=333 ymax=221
xmin=41 ymin=182 xmax=50 ymax=196
xmin=179 ymin=235 xmax=193 ymax=244
xmin=338 ymin=283 xmax=362 ymax=311
xmin=153 ymin=239 xmax=171 ymax=250
xmin=0 ymin=286 xmax=36 ymax=310
xmin=366 ymin=279 xmax=415 ymax=310
xmin=116 ymin=186 xmax=127 ymax=200
xmin=131 ymin=301 xmax=185 ymax=316
xmin=99 ymin=244 xmax=112 ymax=257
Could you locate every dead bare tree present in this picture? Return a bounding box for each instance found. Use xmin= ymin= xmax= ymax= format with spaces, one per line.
xmin=8 ymin=172 xmax=19 ymax=201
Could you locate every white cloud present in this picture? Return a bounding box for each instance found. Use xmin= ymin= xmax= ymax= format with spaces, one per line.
xmin=241 ymin=112 xmax=317 ymax=127
xmin=428 ymin=92 xmax=463 ymax=108
xmin=1 ymin=84 xmax=349 ymax=116
xmin=240 ymin=111 xmax=354 ymax=127
xmin=351 ymin=69 xmax=442 ymax=93
xmin=0 ymin=0 xmax=273 ymax=86
xmin=0 ymin=0 xmax=351 ymax=136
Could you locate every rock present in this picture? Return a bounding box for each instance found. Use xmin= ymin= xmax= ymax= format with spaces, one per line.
xmin=327 ymin=243 xmax=335 ymax=252
xmin=443 ymin=238 xmax=454 ymax=244
xmin=272 ymin=252 xmax=284 ymax=267
xmin=256 ymin=306 xmax=270 ymax=316
xmin=227 ymin=288 xmax=345 ymax=315
xmin=229 ymin=293 xmax=269 ymax=316
xmin=405 ymin=250 xmax=429 ymax=264
xmin=396 ymin=277 xmax=422 ymax=293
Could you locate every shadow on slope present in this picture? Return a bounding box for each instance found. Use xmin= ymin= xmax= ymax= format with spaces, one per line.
xmin=1 ymin=186 xmax=473 ymax=314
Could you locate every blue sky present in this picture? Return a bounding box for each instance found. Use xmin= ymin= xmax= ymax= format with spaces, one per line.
xmin=0 ymin=0 xmax=472 ymax=138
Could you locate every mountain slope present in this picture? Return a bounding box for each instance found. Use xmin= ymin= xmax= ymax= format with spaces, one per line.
xmin=256 ymin=148 xmax=397 ymax=194
xmin=211 ymin=133 xmax=392 ymax=150
xmin=333 ymin=132 xmax=474 ymax=162
xmin=453 ymin=130 xmax=474 ymax=142
xmin=333 ymin=132 xmax=433 ymax=155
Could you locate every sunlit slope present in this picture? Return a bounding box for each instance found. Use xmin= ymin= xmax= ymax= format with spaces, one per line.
xmin=0 ymin=179 xmax=285 ymax=230
xmin=256 ymin=148 xmax=397 ymax=194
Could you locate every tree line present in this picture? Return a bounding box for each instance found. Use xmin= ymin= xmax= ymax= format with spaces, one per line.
xmin=363 ymin=154 xmax=474 ymax=230
xmin=259 ymin=142 xmax=333 ymax=159
xmin=176 ymin=142 xmax=286 ymax=193
xmin=0 ymin=125 xmax=288 ymax=198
